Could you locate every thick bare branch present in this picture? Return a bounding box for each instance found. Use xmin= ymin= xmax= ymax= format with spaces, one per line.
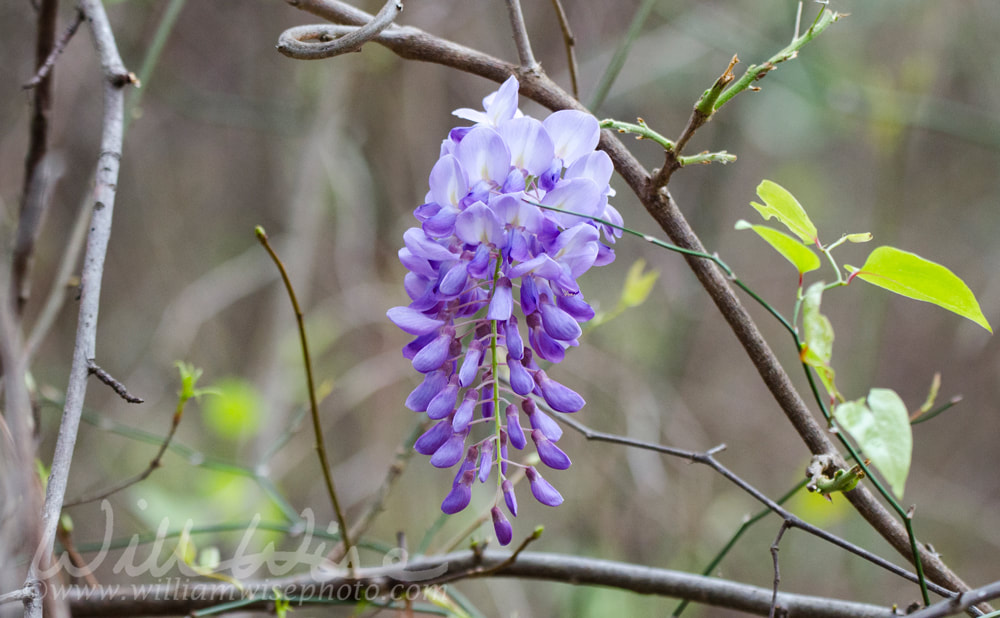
xmin=63 ymin=550 xmax=895 ymax=617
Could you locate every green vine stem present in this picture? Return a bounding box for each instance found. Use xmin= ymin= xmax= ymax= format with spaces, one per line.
xmin=713 ymin=8 xmax=842 ymax=112
xmin=255 ymin=226 xmax=354 ymax=566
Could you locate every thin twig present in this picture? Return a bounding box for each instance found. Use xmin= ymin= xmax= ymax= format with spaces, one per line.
xmin=769 ymin=521 xmax=792 ymax=618
xmin=24 ymin=9 xmax=84 ymax=89
xmin=504 ymin=0 xmax=539 ymax=72
xmin=27 ymin=0 xmax=134 ymax=615
xmin=255 ymin=226 xmax=353 ymax=565
xmin=547 ymin=0 xmax=578 ymax=98
xmin=64 ymin=383 xmax=191 ymax=507
xmin=552 ymin=412 xmax=957 ymax=599
xmin=908 ymin=580 xmax=1000 ymax=618
xmin=650 ymin=54 xmax=738 ymax=190
xmin=277 ymin=0 xmax=402 ymax=60
xmin=86 ymin=360 xmax=143 ymax=404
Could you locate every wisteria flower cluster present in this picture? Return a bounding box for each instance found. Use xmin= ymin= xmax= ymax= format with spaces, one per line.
xmin=387 ymin=76 xmax=622 ymax=545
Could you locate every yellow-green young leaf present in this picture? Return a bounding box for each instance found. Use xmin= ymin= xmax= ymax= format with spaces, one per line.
xmin=750 ymin=180 xmax=819 ymax=244
xmin=846 ymin=246 xmax=992 ymax=333
xmin=621 ymin=259 xmax=659 ymax=308
xmin=845 ymin=232 xmax=873 ymax=243
xmin=833 ymin=388 xmax=912 ymax=499
xmin=801 ymin=282 xmax=839 ymax=399
xmin=735 ymin=220 xmax=820 ymax=274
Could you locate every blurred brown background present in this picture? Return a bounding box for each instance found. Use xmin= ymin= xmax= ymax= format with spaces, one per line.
xmin=2 ymin=0 xmax=999 ymax=615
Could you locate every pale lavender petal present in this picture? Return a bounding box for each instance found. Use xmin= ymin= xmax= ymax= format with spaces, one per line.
xmin=452 ymin=391 xmax=477 ymax=432
xmin=423 ymin=208 xmax=458 ymax=238
xmin=458 ymin=340 xmax=484 ymax=387
xmin=402 ymin=332 xmax=435 ymax=361
xmin=543 ymin=110 xmax=599 ymax=166
xmin=505 ymin=403 xmax=526 ymax=450
xmin=467 ymin=243 xmax=492 ymax=278
xmin=508 ymin=254 xmax=564 ymax=281
xmin=403 ymin=272 xmax=433 ymax=303
xmin=502 ymin=168 xmax=525 ymax=193
xmin=551 ymin=224 xmax=600 ymax=278
xmin=456 ymin=126 xmax=511 ymax=186
xmin=504 ymin=316 xmax=524 ymax=360
xmin=455 ymin=201 xmax=502 ymax=246
xmin=556 ymin=293 xmax=595 ymax=322
xmin=529 ymin=326 xmax=565 ymax=363
xmin=426 ymin=376 xmax=459 ymax=419
xmin=404 ymin=227 xmax=455 ymax=262
xmin=411 ymin=330 xmax=454 ymax=373
xmin=540 ymin=178 xmax=602 ymax=228
xmin=507 ymin=357 xmax=534 ymax=396
xmin=487 ymin=276 xmax=513 ymax=321
xmin=564 ymin=150 xmax=613 ymax=188
xmin=478 ymin=440 xmax=494 ymax=483
xmin=431 ymin=431 xmax=468 ymax=468
xmin=414 ymin=420 xmax=453 ymax=455
xmin=438 ymin=261 xmax=469 ymax=298
xmin=482 ymin=75 xmax=520 ymax=125
xmin=594 ymin=243 xmax=616 ymax=267
xmin=539 ymin=301 xmax=582 ymax=341
xmin=398 ymin=247 xmax=437 ymax=279
xmin=525 ymin=399 xmax=563 ymax=441
xmin=499 ymin=117 xmax=555 ymax=176
xmin=429 ymin=154 xmax=468 ymax=208
xmin=405 ymin=369 xmax=449 ymax=411
xmin=387 ymin=306 xmax=445 ymax=336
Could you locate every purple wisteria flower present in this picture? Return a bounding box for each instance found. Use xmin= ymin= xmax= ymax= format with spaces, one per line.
xmin=389 ymin=76 xmax=620 ymax=545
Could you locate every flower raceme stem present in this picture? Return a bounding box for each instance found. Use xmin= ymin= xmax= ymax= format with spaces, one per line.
xmin=387 ymin=76 xmax=618 ymax=545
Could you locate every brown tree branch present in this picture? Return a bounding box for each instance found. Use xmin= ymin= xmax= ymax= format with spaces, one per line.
xmin=62 ymin=550 xmax=896 ymax=617
xmin=279 ymin=0 xmax=982 ymax=607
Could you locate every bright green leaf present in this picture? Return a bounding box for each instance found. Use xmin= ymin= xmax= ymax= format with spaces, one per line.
xmin=750 ymin=180 xmax=819 ymax=244
xmin=735 ymin=220 xmax=820 ymax=274
xmin=621 ymin=259 xmax=659 ymax=308
xmin=833 ymin=388 xmax=912 ymax=499
xmin=846 ymin=246 xmax=992 ymax=333
xmin=801 ymin=283 xmax=839 ymax=399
